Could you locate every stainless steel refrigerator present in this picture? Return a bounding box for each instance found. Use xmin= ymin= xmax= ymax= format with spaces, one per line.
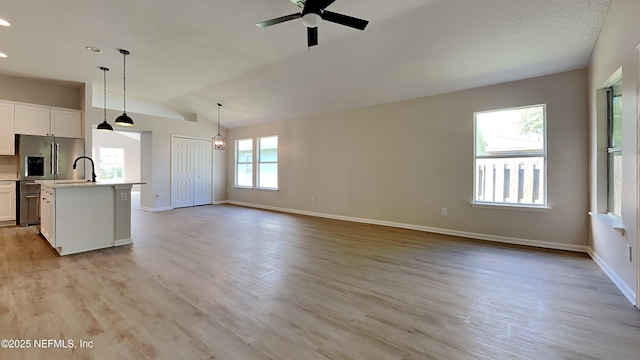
xmin=16 ymin=134 xmax=85 ymax=225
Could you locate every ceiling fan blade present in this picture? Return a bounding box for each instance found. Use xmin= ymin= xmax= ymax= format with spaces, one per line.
xmin=256 ymin=13 xmax=301 ymax=28
xmin=315 ymin=0 xmax=336 ymax=10
xmin=308 ymin=27 xmax=318 ymax=47
xmin=322 ymin=11 xmax=369 ymax=30
xmin=302 ymin=0 xmax=335 ymax=12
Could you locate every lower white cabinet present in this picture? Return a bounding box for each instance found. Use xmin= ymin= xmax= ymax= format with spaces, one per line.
xmin=40 ymin=186 xmax=55 ymax=246
xmin=0 ymin=181 xmax=16 ymax=222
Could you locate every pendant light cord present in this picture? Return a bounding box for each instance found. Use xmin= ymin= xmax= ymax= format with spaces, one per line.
xmin=122 ymin=52 xmax=127 ymax=113
xmin=217 ymin=103 xmax=221 ymax=133
xmin=103 ymin=68 xmax=107 ymax=121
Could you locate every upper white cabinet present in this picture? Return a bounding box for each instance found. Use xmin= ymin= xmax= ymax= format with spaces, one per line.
xmin=14 ymin=104 xmax=50 ymax=136
xmin=14 ymin=103 xmax=82 ymax=138
xmin=51 ymin=108 xmax=83 ymax=138
xmin=0 ymin=101 xmax=15 ymax=155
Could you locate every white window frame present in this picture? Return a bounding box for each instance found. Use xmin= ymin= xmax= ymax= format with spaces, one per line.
xmin=235 ymin=138 xmax=253 ymax=188
xmin=472 ymin=104 xmax=549 ymax=210
xmin=257 ymin=136 xmax=278 ymax=190
xmin=606 ymin=80 xmax=622 ymax=218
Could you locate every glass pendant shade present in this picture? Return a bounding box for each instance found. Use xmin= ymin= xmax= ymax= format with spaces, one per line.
xmin=98 ymin=67 xmax=113 ymax=132
xmin=116 ymin=49 xmax=134 ymax=127
xmin=213 ymin=103 xmax=226 ymax=150
xmin=213 ymin=134 xmax=226 ymax=150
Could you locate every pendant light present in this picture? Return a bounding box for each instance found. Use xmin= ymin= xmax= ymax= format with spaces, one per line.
xmin=115 ymin=49 xmax=134 ymax=127
xmin=213 ymin=103 xmax=226 ymax=150
xmin=97 ymin=67 xmax=113 ymax=132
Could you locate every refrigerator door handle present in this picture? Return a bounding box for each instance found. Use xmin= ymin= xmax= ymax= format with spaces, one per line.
xmin=55 ymin=143 xmax=60 ymax=175
xmin=50 ymin=143 xmax=55 ymax=175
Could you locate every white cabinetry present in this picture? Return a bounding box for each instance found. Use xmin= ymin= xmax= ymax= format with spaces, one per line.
xmin=0 ymin=101 xmax=15 ymax=155
xmin=39 ymin=186 xmax=55 ymax=246
xmin=15 ymin=103 xmax=82 ymax=138
xmin=51 ymin=108 xmax=83 ymax=138
xmin=0 ymin=181 xmax=16 ymax=222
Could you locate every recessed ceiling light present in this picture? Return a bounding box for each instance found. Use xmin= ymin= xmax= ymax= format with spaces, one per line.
xmin=0 ymin=53 xmax=7 ymax=58
xmin=85 ymin=46 xmax=101 ymax=53
xmin=0 ymin=19 xmax=10 ymax=27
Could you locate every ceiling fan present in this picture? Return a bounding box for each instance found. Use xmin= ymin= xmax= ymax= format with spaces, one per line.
xmin=256 ymin=0 xmax=369 ymax=47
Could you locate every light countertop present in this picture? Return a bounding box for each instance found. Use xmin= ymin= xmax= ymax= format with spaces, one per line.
xmin=35 ymin=180 xmax=146 ymax=189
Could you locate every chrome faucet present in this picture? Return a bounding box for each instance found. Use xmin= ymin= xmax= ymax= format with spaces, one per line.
xmin=72 ymin=156 xmax=97 ymax=182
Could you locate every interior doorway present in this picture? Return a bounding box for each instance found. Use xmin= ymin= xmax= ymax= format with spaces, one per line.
xmin=92 ymin=129 xmax=142 ymax=209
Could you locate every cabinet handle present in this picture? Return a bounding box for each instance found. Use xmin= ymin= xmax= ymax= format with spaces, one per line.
xmin=50 ymin=143 xmax=55 ymax=175
xmin=26 ymin=195 xmax=38 ymax=198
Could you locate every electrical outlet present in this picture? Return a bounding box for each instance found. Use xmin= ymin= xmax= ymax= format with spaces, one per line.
xmin=311 ymin=196 xmax=316 ymax=203
xmin=120 ymin=192 xmax=127 ymax=201
xmin=441 ymin=208 xmax=448 ymax=216
xmin=155 ymin=193 xmax=161 ymax=199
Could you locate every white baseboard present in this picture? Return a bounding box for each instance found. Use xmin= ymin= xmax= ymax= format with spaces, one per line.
xmin=114 ymin=238 xmax=133 ymax=246
xmin=140 ymin=206 xmax=172 ymax=212
xmin=587 ymin=248 xmax=636 ymax=306
xmin=225 ymin=201 xmax=588 ymax=253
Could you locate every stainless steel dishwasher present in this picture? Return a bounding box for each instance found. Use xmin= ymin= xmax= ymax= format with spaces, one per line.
xmin=18 ymin=180 xmax=41 ymax=226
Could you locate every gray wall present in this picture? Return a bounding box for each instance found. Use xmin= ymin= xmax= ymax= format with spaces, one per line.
xmin=588 ymin=0 xmax=640 ymax=302
xmin=0 ymin=73 xmax=82 ymax=109
xmin=227 ymin=69 xmax=589 ymax=248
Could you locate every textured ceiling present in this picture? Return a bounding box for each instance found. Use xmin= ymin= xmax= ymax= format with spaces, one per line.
xmin=0 ymin=0 xmax=610 ymax=128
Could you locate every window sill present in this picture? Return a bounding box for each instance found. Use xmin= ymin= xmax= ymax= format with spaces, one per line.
xmin=589 ymin=212 xmax=625 ymax=235
xmin=232 ymin=186 xmax=279 ymax=192
xmin=471 ymin=202 xmax=551 ymax=212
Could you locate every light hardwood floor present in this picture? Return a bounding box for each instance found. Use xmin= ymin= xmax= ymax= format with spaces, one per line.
xmin=1 ymin=203 xmax=639 ymax=360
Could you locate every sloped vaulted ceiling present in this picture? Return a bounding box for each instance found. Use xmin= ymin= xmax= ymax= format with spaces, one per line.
xmin=0 ymin=0 xmax=610 ymax=127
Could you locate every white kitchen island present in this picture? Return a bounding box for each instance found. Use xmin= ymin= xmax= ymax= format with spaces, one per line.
xmin=36 ymin=180 xmax=144 ymax=256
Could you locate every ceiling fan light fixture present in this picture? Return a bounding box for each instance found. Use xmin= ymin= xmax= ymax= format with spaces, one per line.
xmin=302 ymin=12 xmax=322 ymax=28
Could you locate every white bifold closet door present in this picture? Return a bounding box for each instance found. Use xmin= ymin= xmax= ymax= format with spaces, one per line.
xmin=171 ymin=137 xmax=212 ymax=208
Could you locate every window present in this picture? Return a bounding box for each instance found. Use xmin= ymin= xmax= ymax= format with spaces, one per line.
xmin=235 ymin=139 xmax=253 ymax=187
xmin=98 ymin=147 xmax=125 ymax=181
xmin=607 ymin=81 xmax=622 ymax=217
xmin=257 ymin=136 xmax=278 ymax=189
xmin=474 ymin=105 xmax=546 ymax=207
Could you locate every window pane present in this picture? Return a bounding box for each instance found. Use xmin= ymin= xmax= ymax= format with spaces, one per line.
xmin=236 ymin=139 xmax=253 ymax=187
xmin=475 ymin=157 xmax=545 ymax=205
xmin=610 ymin=82 xmax=622 ymax=148
xmin=98 ymin=147 xmax=124 ymax=180
xmin=259 ymin=136 xmax=278 ymax=162
xmin=237 ymin=164 xmax=253 ymax=187
xmin=476 ymin=106 xmax=544 ymax=156
xmin=608 ymin=151 xmax=622 ymax=217
xmin=237 ymin=139 xmax=253 ymax=162
xmin=258 ymin=163 xmax=278 ymax=189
